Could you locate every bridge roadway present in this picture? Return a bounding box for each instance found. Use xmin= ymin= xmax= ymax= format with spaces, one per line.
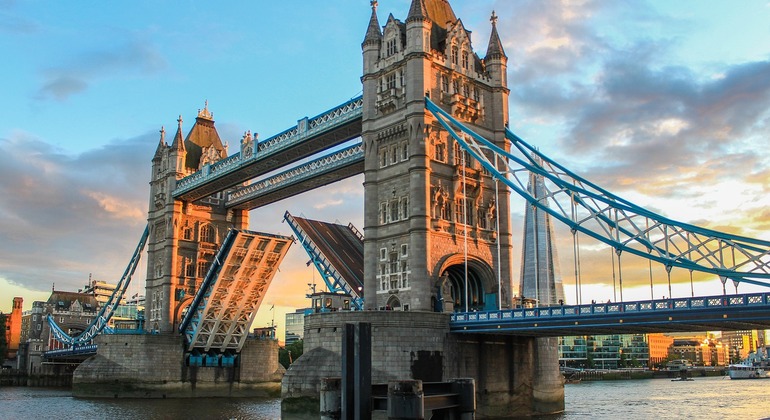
xmin=450 ymin=292 xmax=770 ymax=336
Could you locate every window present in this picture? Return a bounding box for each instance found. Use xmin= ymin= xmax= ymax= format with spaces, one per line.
xmin=434 ymin=142 xmax=446 ymax=162
xmin=473 ymin=87 xmax=480 ymax=102
xmin=197 ymin=261 xmax=209 ymax=277
xmin=390 ymin=200 xmax=399 ymax=222
xmin=182 ymin=226 xmax=192 ymax=240
xmin=401 ymin=143 xmax=408 ymax=161
xmin=441 ymin=75 xmax=449 ymax=93
xmin=461 ymin=51 xmax=469 ymax=69
xmin=452 ymin=79 xmax=460 ymax=94
xmin=380 ymin=203 xmax=387 ymax=224
xmin=386 ymin=38 xmax=397 ymax=56
xmin=200 ymin=224 xmax=215 ymax=243
xmin=400 ymin=197 xmax=409 ymax=220
xmin=380 ymin=148 xmax=388 ymax=167
xmin=380 ymin=248 xmax=387 ymax=261
xmin=401 ymin=244 xmax=408 ymax=257
xmin=451 ymin=45 xmax=458 ymax=65
xmin=390 ymin=146 xmax=397 ymax=164
xmin=462 ymin=83 xmax=470 ymax=98
xmin=386 ymin=73 xmax=396 ymax=90
xmin=185 ymin=259 xmax=195 ymax=277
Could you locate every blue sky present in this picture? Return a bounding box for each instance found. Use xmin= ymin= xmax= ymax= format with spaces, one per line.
xmin=2 ymin=1 xmax=770 ymax=337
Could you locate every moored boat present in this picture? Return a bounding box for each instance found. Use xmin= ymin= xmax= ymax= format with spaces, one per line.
xmin=727 ymin=363 xmax=770 ymax=379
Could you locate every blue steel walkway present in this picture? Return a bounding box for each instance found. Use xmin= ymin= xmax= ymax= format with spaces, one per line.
xmin=450 ymin=292 xmax=770 ymax=336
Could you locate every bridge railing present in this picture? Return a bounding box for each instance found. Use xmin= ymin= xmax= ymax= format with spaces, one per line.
xmin=450 ymin=292 xmax=770 ymax=323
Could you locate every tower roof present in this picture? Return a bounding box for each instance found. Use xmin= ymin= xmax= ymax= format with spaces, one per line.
xmin=363 ymin=1 xmax=382 ymax=46
xmin=417 ymin=0 xmax=456 ymax=29
xmin=183 ymin=101 xmax=225 ymax=169
xmin=485 ymin=11 xmax=507 ymax=60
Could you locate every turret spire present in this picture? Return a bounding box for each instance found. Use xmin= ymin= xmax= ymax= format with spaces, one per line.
xmin=407 ymin=0 xmax=428 ymax=22
xmin=171 ymin=115 xmax=185 ymax=151
xmin=153 ymin=126 xmax=166 ymax=161
xmin=485 ymin=11 xmax=507 ymax=60
xmin=363 ymin=0 xmax=382 ymax=46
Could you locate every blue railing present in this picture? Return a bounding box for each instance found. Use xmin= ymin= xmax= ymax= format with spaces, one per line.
xmin=450 ymin=292 xmax=770 ymax=324
xmin=43 ymin=344 xmax=98 ymax=358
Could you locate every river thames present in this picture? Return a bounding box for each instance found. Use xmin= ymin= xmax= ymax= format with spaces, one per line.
xmin=1 ymin=376 xmax=769 ymax=419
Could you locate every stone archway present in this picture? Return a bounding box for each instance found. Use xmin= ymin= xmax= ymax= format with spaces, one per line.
xmin=386 ymin=295 xmax=401 ymax=310
xmin=436 ymin=255 xmax=496 ymax=312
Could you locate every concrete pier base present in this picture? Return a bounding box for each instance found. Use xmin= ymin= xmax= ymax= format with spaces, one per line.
xmin=73 ymin=333 xmax=283 ymax=398
xmin=281 ymin=311 xmax=564 ymax=418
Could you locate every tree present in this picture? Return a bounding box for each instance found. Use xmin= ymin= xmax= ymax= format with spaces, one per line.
xmin=279 ymin=339 xmax=303 ymax=369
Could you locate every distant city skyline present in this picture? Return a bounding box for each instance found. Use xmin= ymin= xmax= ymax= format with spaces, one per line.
xmin=2 ymin=1 xmax=770 ymax=339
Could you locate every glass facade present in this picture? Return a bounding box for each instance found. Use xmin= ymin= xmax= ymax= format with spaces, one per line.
xmin=559 ymin=334 xmax=649 ymax=369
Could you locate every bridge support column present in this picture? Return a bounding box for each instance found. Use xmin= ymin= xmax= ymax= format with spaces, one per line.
xmin=446 ymin=334 xmax=564 ymax=417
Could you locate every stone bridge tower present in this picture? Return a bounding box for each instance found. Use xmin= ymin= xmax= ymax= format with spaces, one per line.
xmin=146 ymin=105 xmax=249 ymax=333
xmin=361 ymin=0 xmax=513 ymax=312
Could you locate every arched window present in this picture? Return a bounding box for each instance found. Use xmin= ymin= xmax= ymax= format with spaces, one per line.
xmin=200 ymin=224 xmax=215 ymax=243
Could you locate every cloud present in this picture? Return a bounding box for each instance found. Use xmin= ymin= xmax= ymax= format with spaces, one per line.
xmin=0 ymin=130 xmax=155 ymax=294
xmin=36 ymin=40 xmax=167 ymax=102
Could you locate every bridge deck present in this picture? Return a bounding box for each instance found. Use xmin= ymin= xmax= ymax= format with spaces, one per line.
xmin=284 ymin=212 xmax=364 ymax=309
xmin=450 ymin=293 xmax=770 ymax=336
xmin=181 ymin=229 xmax=292 ymax=352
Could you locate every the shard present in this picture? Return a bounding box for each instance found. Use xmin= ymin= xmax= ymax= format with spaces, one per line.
xmin=518 ymin=156 xmax=565 ymax=306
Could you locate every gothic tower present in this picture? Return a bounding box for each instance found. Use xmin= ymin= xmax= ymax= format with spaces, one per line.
xmin=361 ymin=0 xmax=513 ymax=312
xmin=146 ymin=104 xmax=249 ymax=333
xmin=518 ymin=165 xmax=565 ymax=306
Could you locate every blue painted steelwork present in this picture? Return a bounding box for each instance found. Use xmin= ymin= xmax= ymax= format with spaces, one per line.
xmin=226 ymin=143 xmax=363 ymax=208
xmin=47 ymin=225 xmax=150 ymax=347
xmin=174 ymin=96 xmax=363 ymax=197
xmin=425 ymin=97 xmax=770 ymax=286
xmin=450 ymin=293 xmax=770 ymax=336
xmin=283 ymin=211 xmax=364 ymax=310
xmin=43 ymin=344 xmax=98 ymax=359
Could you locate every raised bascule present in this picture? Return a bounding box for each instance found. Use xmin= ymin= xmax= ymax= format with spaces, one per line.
xmin=54 ymin=0 xmax=770 ymax=417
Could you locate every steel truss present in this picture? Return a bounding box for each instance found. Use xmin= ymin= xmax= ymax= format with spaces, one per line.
xmin=48 ymin=225 xmax=149 ymax=347
xmin=180 ymin=229 xmax=293 ymax=352
xmin=425 ymin=97 xmax=770 ymax=288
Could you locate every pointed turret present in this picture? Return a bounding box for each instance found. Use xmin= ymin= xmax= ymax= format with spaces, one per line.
xmin=153 ymin=126 xmax=166 ymax=162
xmin=171 ymin=116 xmax=185 ymax=152
xmin=407 ymin=0 xmax=428 ymax=23
xmin=362 ymin=1 xmax=382 ymax=47
xmin=485 ymin=11 xmax=507 ymax=60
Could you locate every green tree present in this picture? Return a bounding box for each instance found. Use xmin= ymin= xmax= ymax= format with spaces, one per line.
xmin=279 ymin=340 xmax=303 ymax=369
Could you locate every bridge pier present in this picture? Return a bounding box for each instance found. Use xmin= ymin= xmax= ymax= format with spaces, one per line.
xmin=73 ymin=333 xmax=283 ymax=398
xmin=281 ymin=311 xmax=563 ymax=418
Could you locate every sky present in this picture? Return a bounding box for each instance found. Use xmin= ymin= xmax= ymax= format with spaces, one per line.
xmin=1 ymin=1 xmax=770 ymax=340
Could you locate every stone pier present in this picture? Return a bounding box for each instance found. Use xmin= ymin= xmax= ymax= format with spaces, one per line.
xmin=73 ymin=333 xmax=283 ymax=398
xmin=281 ymin=311 xmax=564 ymax=418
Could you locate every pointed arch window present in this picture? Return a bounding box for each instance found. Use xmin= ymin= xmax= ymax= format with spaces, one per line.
xmin=451 ymin=45 xmax=459 ymax=66
xmin=200 ymin=224 xmax=215 ymax=243
xmin=461 ymin=50 xmax=469 ymax=70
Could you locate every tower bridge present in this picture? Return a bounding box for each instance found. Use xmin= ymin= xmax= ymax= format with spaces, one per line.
xmin=58 ymin=0 xmax=770 ymax=417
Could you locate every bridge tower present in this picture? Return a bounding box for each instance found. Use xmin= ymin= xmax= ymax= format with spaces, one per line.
xmin=146 ymin=106 xmax=249 ymax=333
xmin=361 ymin=0 xmax=513 ymax=312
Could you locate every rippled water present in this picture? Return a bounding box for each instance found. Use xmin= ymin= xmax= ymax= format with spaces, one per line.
xmin=1 ymin=377 xmax=769 ymax=419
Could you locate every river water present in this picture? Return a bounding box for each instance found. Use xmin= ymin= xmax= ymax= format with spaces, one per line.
xmin=1 ymin=377 xmax=768 ymax=419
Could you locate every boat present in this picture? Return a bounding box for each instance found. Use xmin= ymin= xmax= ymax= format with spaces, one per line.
xmin=727 ymin=363 xmax=770 ymax=379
